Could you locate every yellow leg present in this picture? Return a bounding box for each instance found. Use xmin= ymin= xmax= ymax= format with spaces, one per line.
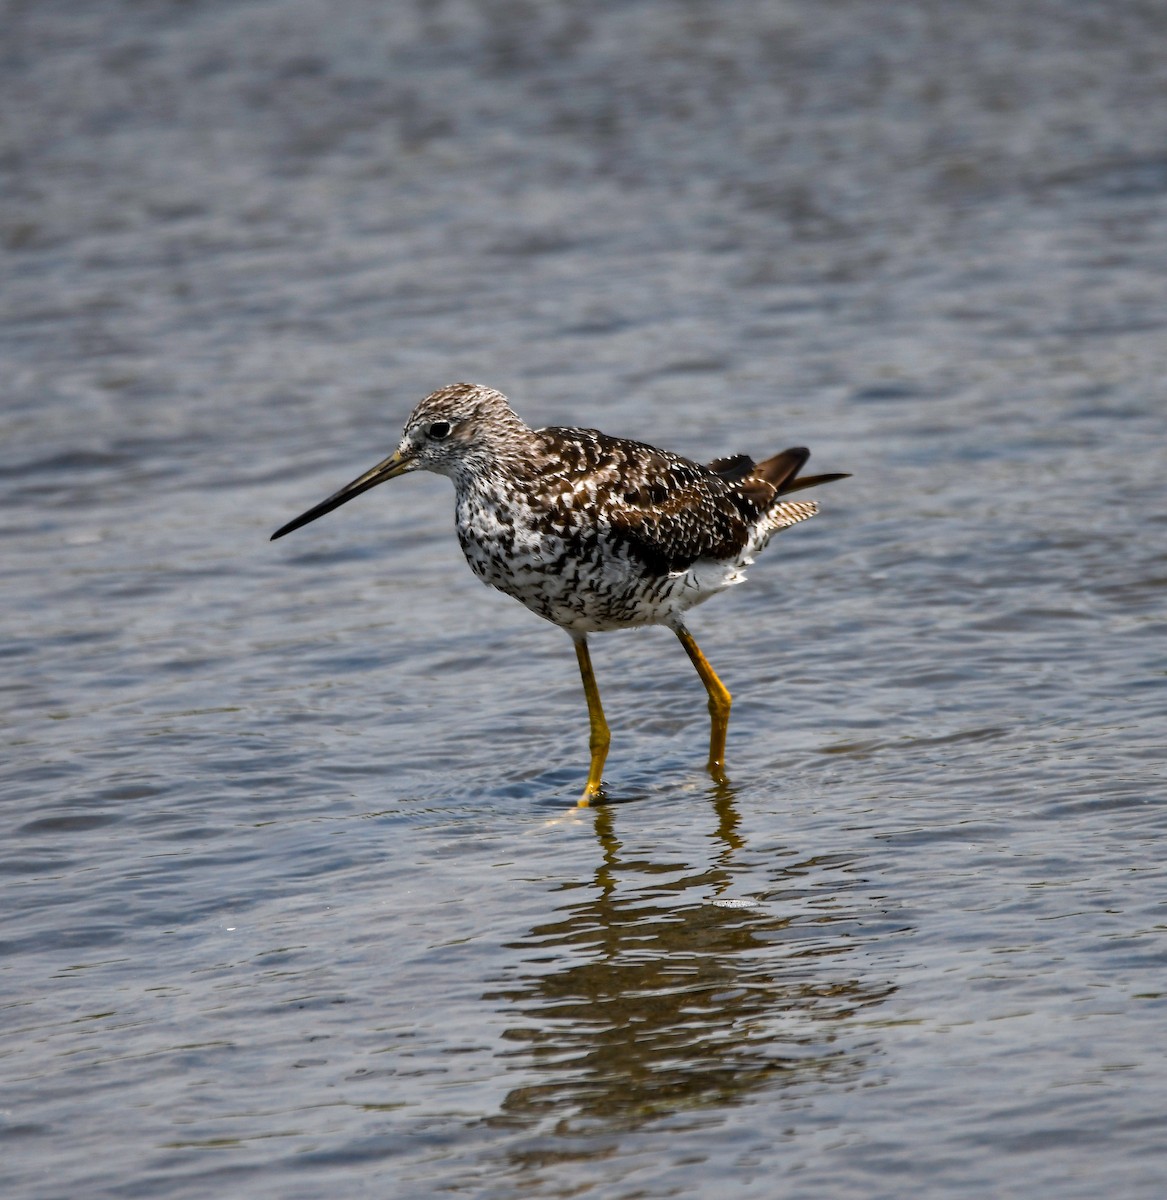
xmin=674 ymin=625 xmax=732 ymax=779
xmin=574 ymin=635 xmax=610 ymax=806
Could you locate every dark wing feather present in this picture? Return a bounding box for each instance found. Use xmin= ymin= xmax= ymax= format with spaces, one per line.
xmin=753 ymin=448 xmax=851 ymax=496
xmin=536 ymin=428 xmax=847 ymax=577
xmin=775 ymin=470 xmax=852 ymax=495
xmin=752 ymin=448 xmax=810 ymax=492
xmin=706 ymin=454 xmax=756 ymax=481
xmin=616 ymin=443 xmax=850 ymax=571
xmin=604 ymin=447 xmax=757 ymax=575
xmin=608 ymin=480 xmax=753 ymax=574
xmin=533 ymin=429 xmax=753 ymax=575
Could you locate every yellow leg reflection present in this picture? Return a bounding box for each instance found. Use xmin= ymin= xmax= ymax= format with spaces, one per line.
xmin=674 ymin=624 xmax=732 ymax=780
xmin=573 ymin=634 xmax=610 ymax=806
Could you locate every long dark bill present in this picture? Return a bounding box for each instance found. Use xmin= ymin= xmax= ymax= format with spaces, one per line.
xmin=271 ymin=448 xmax=415 ymax=540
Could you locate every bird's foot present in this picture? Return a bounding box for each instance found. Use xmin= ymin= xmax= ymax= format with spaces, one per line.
xmin=577 ymin=779 xmax=607 ymax=807
xmin=706 ymin=758 xmax=730 ymax=785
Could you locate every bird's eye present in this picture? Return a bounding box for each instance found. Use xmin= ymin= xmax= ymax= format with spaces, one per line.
xmin=427 ymin=421 xmax=452 ymax=440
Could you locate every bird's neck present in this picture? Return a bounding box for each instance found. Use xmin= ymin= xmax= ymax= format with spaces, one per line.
xmin=449 ymin=424 xmax=542 ymax=493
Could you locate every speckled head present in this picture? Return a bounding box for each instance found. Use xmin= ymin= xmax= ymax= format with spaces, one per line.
xmin=395 ymin=383 xmax=532 ymax=481
xmin=269 ymin=382 xmax=530 ymax=540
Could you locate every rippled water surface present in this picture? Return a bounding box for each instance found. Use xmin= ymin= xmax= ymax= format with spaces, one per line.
xmin=3 ymin=2 xmax=1166 ymax=1197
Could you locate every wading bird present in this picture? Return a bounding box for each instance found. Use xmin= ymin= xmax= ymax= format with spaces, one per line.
xmin=272 ymin=383 xmax=847 ymax=804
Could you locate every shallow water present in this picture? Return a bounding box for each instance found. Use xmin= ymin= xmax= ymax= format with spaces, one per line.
xmin=3 ymin=1 xmax=1166 ymax=1196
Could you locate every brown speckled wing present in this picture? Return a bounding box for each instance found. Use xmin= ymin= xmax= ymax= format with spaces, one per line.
xmin=534 ymin=427 xmax=823 ymax=574
xmin=534 ymin=427 xmax=739 ymax=573
xmin=608 ymin=483 xmax=755 ymax=574
xmin=583 ymin=438 xmax=761 ymax=574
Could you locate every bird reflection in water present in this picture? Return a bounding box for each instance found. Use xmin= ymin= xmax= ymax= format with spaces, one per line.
xmin=481 ymin=782 xmax=896 ymax=1159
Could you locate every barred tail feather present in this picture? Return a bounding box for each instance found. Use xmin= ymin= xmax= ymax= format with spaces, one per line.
xmin=753 ymin=498 xmax=818 ymax=550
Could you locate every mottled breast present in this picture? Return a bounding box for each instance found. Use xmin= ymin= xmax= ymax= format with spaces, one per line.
xmin=449 ymin=427 xmax=759 ymax=632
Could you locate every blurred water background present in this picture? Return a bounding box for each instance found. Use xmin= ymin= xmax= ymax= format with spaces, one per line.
xmin=2 ymin=1 xmax=1165 ymax=1196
